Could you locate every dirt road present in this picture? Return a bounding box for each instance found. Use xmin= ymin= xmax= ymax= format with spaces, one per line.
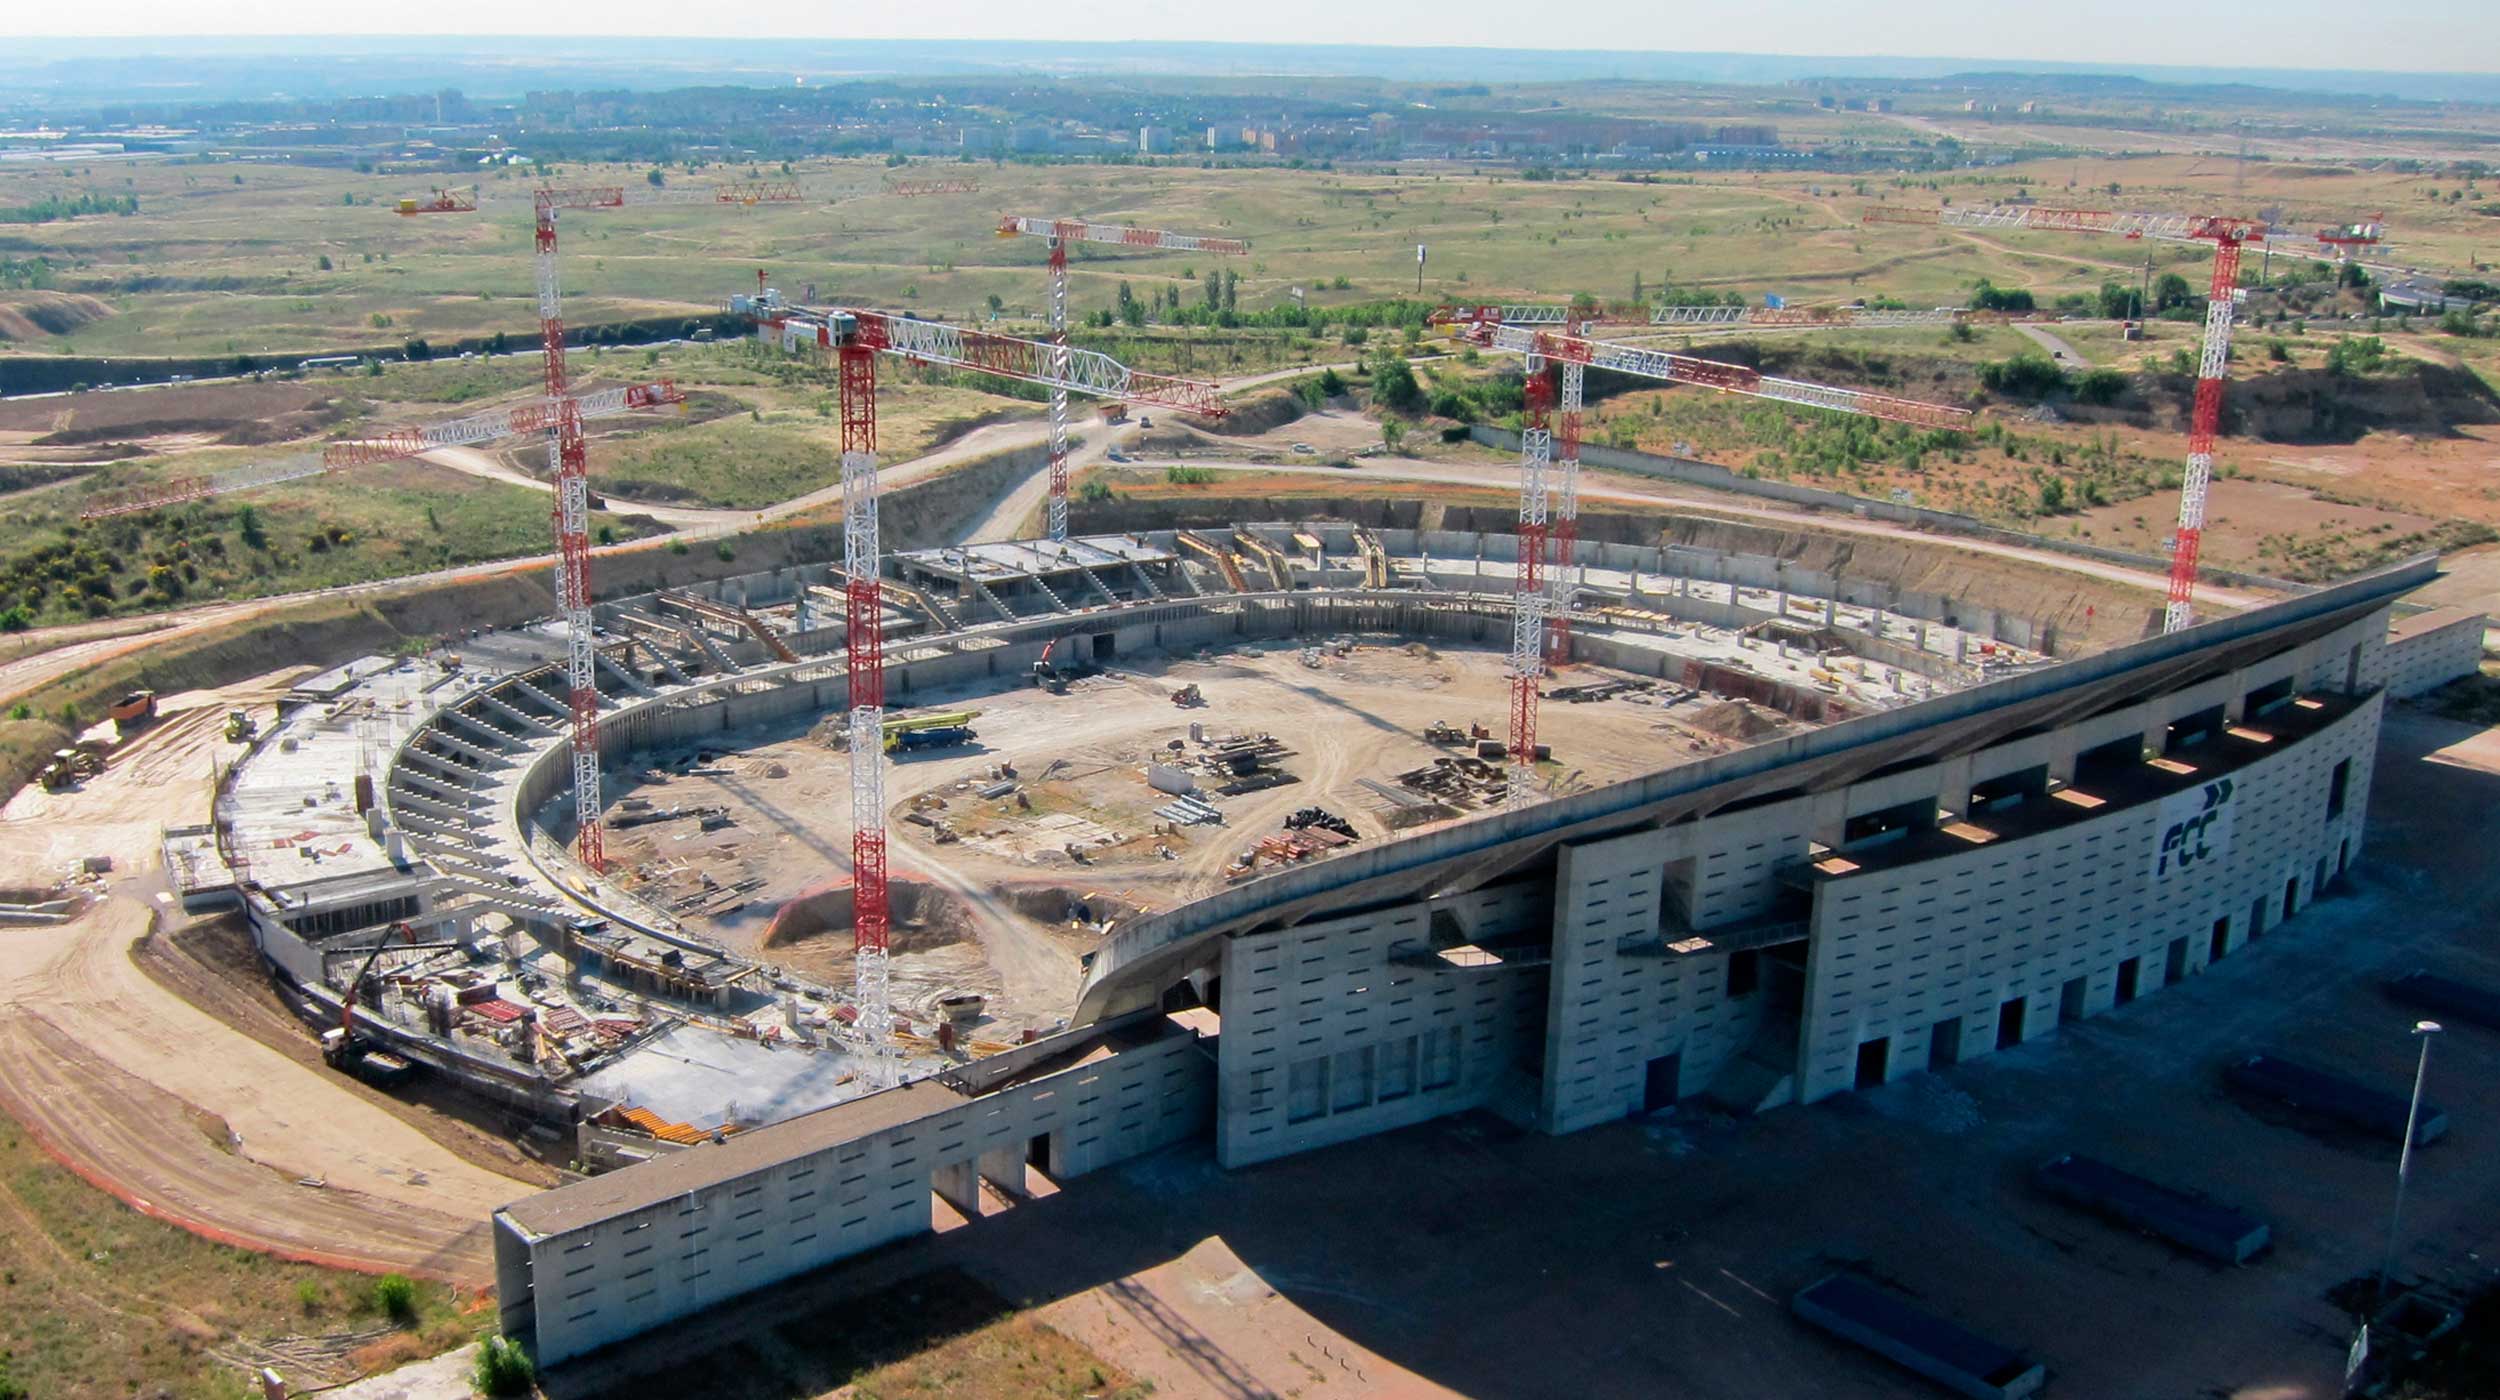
xmin=0 ymin=681 xmax=530 ymax=1280
xmin=1131 ymin=453 xmax=2266 ymax=611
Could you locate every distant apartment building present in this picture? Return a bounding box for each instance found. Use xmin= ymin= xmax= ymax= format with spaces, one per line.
xmin=1139 ymin=126 xmax=1172 ymax=154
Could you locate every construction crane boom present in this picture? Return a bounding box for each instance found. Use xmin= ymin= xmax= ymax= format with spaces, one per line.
xmin=520 ymin=180 xmax=800 ymax=870
xmin=76 ymin=382 xmax=685 ymax=520
xmin=886 ymin=177 xmax=980 ymax=197
xmin=1470 ymin=323 xmax=1975 ymax=430
xmin=1864 ymin=202 xmax=2375 ymax=261
xmin=323 ymin=381 xmax=685 ymax=470
xmin=996 ymin=217 xmax=1247 ymax=541
xmin=1858 ymin=200 xmax=2322 ymax=630
xmin=737 ymin=289 xmax=1230 ymax=418
xmin=996 ymin=215 xmax=1249 ymax=256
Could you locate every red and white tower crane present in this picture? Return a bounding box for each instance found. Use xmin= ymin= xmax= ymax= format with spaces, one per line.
xmin=731 ymin=280 xmax=1226 ymax=1071
xmin=493 ymin=180 xmax=800 ymax=868
xmin=1452 ymin=316 xmax=1974 ymax=808
xmin=995 ymin=216 xmax=1248 ymax=542
xmin=1861 ymin=202 xmax=2382 ymax=631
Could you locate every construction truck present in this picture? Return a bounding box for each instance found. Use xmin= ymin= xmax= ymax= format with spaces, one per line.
xmin=326 ymin=923 xmax=422 ymax=1087
xmin=883 ymin=710 xmax=981 ymax=754
xmin=39 ymin=747 xmax=102 ymax=789
xmin=108 ymin=689 xmax=157 ymax=736
xmin=223 ymin=709 xmax=258 ymax=743
xmin=1171 ymin=683 xmax=1205 ymax=708
xmin=1033 ymin=638 xmax=1068 ymax=693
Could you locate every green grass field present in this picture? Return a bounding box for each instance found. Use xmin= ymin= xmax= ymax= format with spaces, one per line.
xmin=9 ymin=149 xmax=2486 ymax=366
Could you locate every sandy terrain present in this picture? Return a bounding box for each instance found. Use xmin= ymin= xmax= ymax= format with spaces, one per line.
xmin=0 ymin=677 xmax=538 ymax=1282
xmin=603 ymin=639 xmax=1764 ymax=1034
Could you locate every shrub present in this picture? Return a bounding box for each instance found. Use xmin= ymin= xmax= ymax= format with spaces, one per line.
xmin=372 ymin=1272 xmax=418 ymax=1324
xmin=713 ymin=540 xmax=735 ymax=562
xmin=296 ymin=1279 xmax=323 ymax=1314
xmin=1164 ymin=466 xmax=1217 ymax=485
xmin=2073 ymin=368 xmax=2128 ymax=405
xmin=473 ymin=1336 xmax=535 ymax=1397
xmin=1977 ymin=353 xmax=2066 ymax=398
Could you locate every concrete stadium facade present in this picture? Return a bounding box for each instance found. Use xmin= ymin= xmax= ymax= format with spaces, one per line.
xmin=491 ymin=554 xmax=2454 ymax=1367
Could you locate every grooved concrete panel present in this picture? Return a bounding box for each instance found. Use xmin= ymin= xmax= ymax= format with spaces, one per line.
xmin=1215 ymin=883 xmax=1549 ymax=1168
xmin=1798 ymin=684 xmax=2380 ymax=1104
xmin=501 ymin=1016 xmax=1213 ymax=1366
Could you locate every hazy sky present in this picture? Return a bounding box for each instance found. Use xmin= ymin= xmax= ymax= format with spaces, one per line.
xmin=9 ymin=0 xmax=2496 ymax=74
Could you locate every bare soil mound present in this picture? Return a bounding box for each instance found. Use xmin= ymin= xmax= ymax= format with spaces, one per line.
xmin=762 ymin=878 xmax=977 ymax=978
xmin=1691 ymin=699 xmax=1785 ymax=740
xmin=0 ymin=292 xmax=113 ymax=341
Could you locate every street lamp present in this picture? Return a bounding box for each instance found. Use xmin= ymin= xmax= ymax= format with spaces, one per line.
xmin=2379 ymin=1019 xmax=2443 ymax=1306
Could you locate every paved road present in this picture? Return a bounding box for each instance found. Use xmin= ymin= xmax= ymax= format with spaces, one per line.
xmin=2014 ymin=321 xmax=2090 ymax=366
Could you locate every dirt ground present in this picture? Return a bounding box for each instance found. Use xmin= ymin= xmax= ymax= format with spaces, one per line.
xmin=603 ymin=638 xmax=1769 ymax=1034
xmin=0 ymin=674 xmax=541 ymax=1285
xmin=521 ymin=699 xmax=2500 ymax=1400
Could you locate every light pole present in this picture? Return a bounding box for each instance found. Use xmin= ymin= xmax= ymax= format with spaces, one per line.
xmin=2378 ymin=1019 xmax=2443 ymax=1306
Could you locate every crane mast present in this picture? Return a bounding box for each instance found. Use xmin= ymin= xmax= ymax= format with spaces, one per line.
xmin=1860 ymin=202 xmax=2301 ymax=630
xmin=838 ymin=327 xmax=895 ymax=1081
xmin=996 ymin=217 xmax=1246 ymax=540
xmin=729 ymin=280 xmax=1232 ymax=1071
xmin=1508 ymin=360 xmax=1553 ymax=809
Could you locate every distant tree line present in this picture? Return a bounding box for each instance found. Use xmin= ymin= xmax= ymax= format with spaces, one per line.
xmin=0 ymin=192 xmax=139 ymax=225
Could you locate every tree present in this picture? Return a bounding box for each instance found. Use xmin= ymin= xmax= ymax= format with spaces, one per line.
xmin=1117 ymin=281 xmax=1144 ymax=327
xmin=1221 ymin=269 xmax=1238 ymax=313
xmin=646 ymin=168 xmax=667 ymax=188
xmin=2096 ymin=281 xmax=2137 ymax=320
xmin=1316 ymin=367 xmax=1346 ymax=397
xmin=1380 ymin=416 xmax=1407 ymax=453
xmin=372 ymin=1273 xmax=418 ymax=1324
xmin=1969 ymin=278 xmax=2035 ymax=313
xmin=404 ymin=337 xmax=433 ymax=361
xmin=2153 ymin=272 xmax=2195 ymax=312
xmin=1202 ymin=269 xmax=1221 ymax=312
xmin=1632 ymin=270 xmax=1644 ymax=304
xmin=1370 ymin=352 xmax=1422 ymax=412
xmin=316 ymin=254 xmax=332 ymax=271
xmin=237 ymin=504 xmax=268 ymax=550
xmin=473 ymin=1336 xmax=535 ymax=1398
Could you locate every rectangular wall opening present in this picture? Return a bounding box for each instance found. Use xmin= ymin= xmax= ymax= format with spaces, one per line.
xmin=2165 ymin=703 xmax=2226 ymax=754
xmin=2283 ymin=878 xmax=2299 ymax=922
xmin=2339 ymin=839 xmax=2350 ymax=878
xmin=1968 ymin=764 xmax=2049 ymax=816
xmin=2244 ymin=675 xmax=2295 ymax=719
xmin=2250 ymin=897 xmax=2267 ymax=940
xmin=1643 ymin=1052 xmax=1682 ymax=1114
xmin=1854 ymin=1037 xmax=1891 ymax=1091
xmin=2211 ymin=917 xmax=2231 ymax=963
xmin=1027 ymin=1133 xmax=1053 ymax=1170
xmin=2059 ymin=976 xmax=2088 ymax=1023
xmin=2165 ymin=937 xmax=2189 ymax=985
xmin=1996 ymin=997 xmax=2027 ymax=1050
xmin=1725 ymin=949 xmax=1760 ymax=1000
xmin=2328 ymin=758 xmax=2351 ymax=819
xmin=2115 ymin=957 xmax=2142 ymax=1006
xmin=1927 ymin=1017 xmax=1962 ymax=1072
xmin=1840 ymin=798 xmax=1937 ymax=853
